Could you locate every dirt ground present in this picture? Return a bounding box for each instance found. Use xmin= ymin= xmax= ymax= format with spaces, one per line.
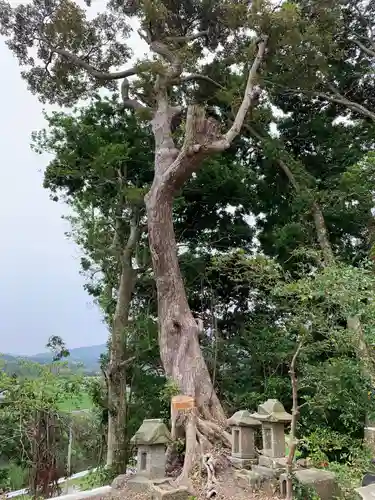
xmin=86 ymin=470 xmax=282 ymax=500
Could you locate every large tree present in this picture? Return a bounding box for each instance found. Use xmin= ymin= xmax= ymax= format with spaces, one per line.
xmin=3 ymin=0 xmax=375 ymax=480
xmin=34 ymin=89 xmax=257 ymax=478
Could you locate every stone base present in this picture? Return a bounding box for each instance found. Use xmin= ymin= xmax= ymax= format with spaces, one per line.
xmin=111 ymin=474 xmax=129 ymax=490
xmin=355 ymin=483 xmax=375 ymax=499
xmin=150 ymin=479 xmax=190 ymax=500
xmin=127 ymin=476 xmax=152 ymax=493
xmin=229 ymin=456 xmax=258 ymax=469
xmin=279 ymin=468 xmax=339 ymax=500
xmin=259 ymin=455 xmax=288 ymax=470
xmin=251 ymin=465 xmax=279 ymax=479
xmin=235 ymin=470 xmax=262 ymax=492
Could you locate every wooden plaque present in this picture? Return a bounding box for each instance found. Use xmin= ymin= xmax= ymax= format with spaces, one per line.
xmin=171 ymin=395 xmax=195 ymax=410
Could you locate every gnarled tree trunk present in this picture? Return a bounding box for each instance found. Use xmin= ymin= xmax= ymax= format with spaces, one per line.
xmin=145 ymin=183 xmax=225 ymax=422
xmin=142 ymin=36 xmax=267 ymax=485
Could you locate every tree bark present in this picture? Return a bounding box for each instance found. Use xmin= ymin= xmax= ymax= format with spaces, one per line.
xmin=145 ymin=183 xmax=225 ymax=422
xmin=106 ymin=211 xmax=139 ymax=474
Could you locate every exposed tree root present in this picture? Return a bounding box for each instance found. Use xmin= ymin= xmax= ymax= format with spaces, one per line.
xmin=172 ymin=407 xmax=231 ymax=498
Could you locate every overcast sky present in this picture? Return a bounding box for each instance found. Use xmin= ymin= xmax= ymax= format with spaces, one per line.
xmin=0 ymin=3 xmax=149 ymax=356
xmin=0 ymin=44 xmax=109 ymax=355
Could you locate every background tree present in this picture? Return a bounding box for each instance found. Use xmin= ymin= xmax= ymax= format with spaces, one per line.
xmin=33 ymin=96 xmax=154 ymax=473
xmin=46 ymin=335 xmax=70 ymax=362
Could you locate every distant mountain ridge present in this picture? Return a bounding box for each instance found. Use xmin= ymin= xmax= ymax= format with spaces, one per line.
xmin=1 ymin=344 xmax=106 ymax=374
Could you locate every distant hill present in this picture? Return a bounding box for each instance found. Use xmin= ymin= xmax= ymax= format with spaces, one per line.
xmin=0 ymin=344 xmax=106 ymax=375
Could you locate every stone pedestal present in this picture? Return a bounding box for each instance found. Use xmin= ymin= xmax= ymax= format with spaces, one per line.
xmin=259 ymin=455 xmax=288 ymax=470
xmin=356 ymin=483 xmax=375 ymax=499
xmin=227 ymin=410 xmax=260 ymax=469
xmin=251 ymin=399 xmax=292 ymax=459
xmin=229 ymin=456 xmax=258 ymax=469
xmin=279 ymin=468 xmax=339 ymax=500
xmin=150 ymin=479 xmax=190 ymax=500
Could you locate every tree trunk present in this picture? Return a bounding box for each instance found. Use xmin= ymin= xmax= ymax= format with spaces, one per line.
xmin=145 ymin=182 xmax=225 ymax=422
xmin=106 ymin=212 xmax=139 ymax=474
xmin=142 ymin=38 xmax=267 ymax=484
xmin=311 ymin=202 xmax=335 ymax=266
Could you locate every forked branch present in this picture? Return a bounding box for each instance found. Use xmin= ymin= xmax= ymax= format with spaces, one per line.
xmin=353 ymin=39 xmax=375 ymax=58
xmin=121 ymin=78 xmax=148 ymax=110
xmin=54 ymin=48 xmax=137 ymax=80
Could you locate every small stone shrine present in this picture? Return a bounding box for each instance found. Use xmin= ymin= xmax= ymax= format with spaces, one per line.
xmin=227 ymin=410 xmax=260 ymax=469
xmin=251 ymin=399 xmax=292 ymax=460
xmin=131 ymin=418 xmax=171 ymax=480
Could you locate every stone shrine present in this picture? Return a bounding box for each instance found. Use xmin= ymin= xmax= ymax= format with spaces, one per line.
xmin=227 ymin=410 xmax=260 ymax=469
xmin=251 ymin=399 xmax=292 ymax=460
xmin=131 ymin=418 xmax=171 ymax=480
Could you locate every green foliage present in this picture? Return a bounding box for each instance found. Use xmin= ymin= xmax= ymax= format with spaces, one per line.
xmin=0 ymin=360 xmax=104 ymax=492
xmin=0 ymin=463 xmax=28 ymax=492
xmin=292 ymin=474 xmax=320 ymax=500
xmin=298 ymin=430 xmax=374 ymax=498
xmin=160 ymin=379 xmax=180 ymax=403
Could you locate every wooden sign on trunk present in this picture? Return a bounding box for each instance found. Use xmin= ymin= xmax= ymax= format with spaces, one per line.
xmin=171 ymin=395 xmax=195 ymax=410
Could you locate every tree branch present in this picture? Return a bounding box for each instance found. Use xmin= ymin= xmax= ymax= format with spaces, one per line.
xmin=207 ymin=35 xmax=268 ymax=152
xmin=180 ymin=73 xmax=224 ymax=89
xmin=122 ymin=208 xmax=141 ymax=266
xmin=54 ymin=48 xmax=137 ymax=81
xmin=352 ymin=39 xmax=375 ymax=58
xmin=278 ymin=84 xmax=375 ymax=122
xmin=165 ymin=31 xmax=209 ymax=43
xmin=120 ymin=78 xmax=148 ymax=110
xmin=159 ymin=37 xmax=268 ymax=189
xmin=223 ymin=36 xmax=268 ymax=145
xmin=150 ymin=40 xmax=182 ymax=79
xmin=312 ymin=90 xmax=375 ymax=121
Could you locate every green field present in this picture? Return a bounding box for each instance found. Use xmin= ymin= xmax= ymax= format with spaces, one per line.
xmin=58 ymin=391 xmax=93 ymax=413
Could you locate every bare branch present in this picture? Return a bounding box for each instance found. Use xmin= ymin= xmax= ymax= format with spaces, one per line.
xmin=120 ymin=78 xmax=147 ymax=110
xmin=352 ymin=39 xmax=375 ymax=58
xmin=114 ymin=346 xmax=154 ymax=373
xmin=223 ymin=36 xmax=268 ymax=145
xmin=165 ymin=30 xmax=209 ymax=43
xmin=278 ymin=84 xmax=375 ymax=122
xmin=180 ymin=73 xmax=224 ymax=89
xmin=54 ymin=48 xmax=137 ymax=81
xmin=312 ymin=90 xmax=375 ymax=121
xmin=286 ymin=339 xmax=304 ymax=500
xmin=123 ymin=208 xmax=141 ymax=266
xmin=207 ymin=36 xmax=268 ymax=152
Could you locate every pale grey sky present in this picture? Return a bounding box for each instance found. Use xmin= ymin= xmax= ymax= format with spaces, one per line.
xmin=0 ymin=44 xmax=110 ymax=355
xmin=0 ymin=2 xmax=149 ymax=355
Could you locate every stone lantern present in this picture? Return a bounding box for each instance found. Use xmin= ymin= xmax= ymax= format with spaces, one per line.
xmin=130 ymin=418 xmax=171 ymax=479
xmin=227 ymin=410 xmax=260 ymax=469
xmin=251 ymin=399 xmax=292 ymax=460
